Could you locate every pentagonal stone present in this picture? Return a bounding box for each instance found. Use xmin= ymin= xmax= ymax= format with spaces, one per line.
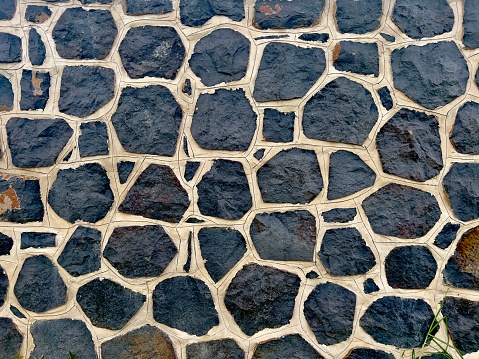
xmin=14 ymin=255 xmax=67 ymax=313
xmin=224 ymin=264 xmax=300 ymax=336
xmin=0 ymin=266 xmax=7 ymax=307
xmin=153 ymin=276 xmax=219 ymax=336
xmin=335 ymin=0 xmax=382 ymax=34
xmin=59 ymin=66 xmax=115 ymax=118
xmin=191 ymin=89 xmax=256 ymax=151
xmin=345 ymin=348 xmax=395 ymax=359
xmin=299 ymin=33 xmax=329 ymax=42
xmin=322 ymin=208 xmax=356 ymax=223
xmin=119 ymin=26 xmax=184 ymax=79
xmin=250 ymin=210 xmax=316 ymax=261
xmin=20 ymin=232 xmax=55 ymax=249
xmin=263 ymin=109 xmax=294 ymax=143
xmin=434 ymin=223 xmax=460 ymax=250
xmin=187 ymin=339 xmax=244 ymax=359
xmin=304 ymin=282 xmax=356 ymax=345
xmin=451 ymin=102 xmax=479 ymax=154
xmin=20 ymin=70 xmax=50 ymax=110
xmin=190 ymin=29 xmax=249 ymax=86
xmin=197 ymin=160 xmax=252 ymax=220
xmin=179 ymin=0 xmax=244 ymax=27
xmin=79 ymin=122 xmax=108 ymax=157
xmin=303 ymin=78 xmax=378 ymax=145
xmin=184 ymin=161 xmax=200 ymax=181
xmin=257 ymin=148 xmax=323 ymax=204
xmin=112 ymin=86 xmax=182 ymax=156
xmin=360 ymin=296 xmax=434 ymax=348
xmin=77 ymin=278 xmax=145 ymax=330
xmin=29 ymin=29 xmax=46 ymax=66
xmin=0 ymin=33 xmax=21 ymax=63
xmin=48 ymin=163 xmax=114 ymax=223
xmin=444 ymin=163 xmax=479 ymax=222
xmin=319 ymin=228 xmax=376 ymax=276
xmin=0 ymin=233 xmax=13 ymax=255
xmin=362 ymin=183 xmax=440 ymax=238
xmin=378 ymin=86 xmax=394 ymax=110
xmin=363 ymin=278 xmax=379 ymax=294
xmin=391 ymin=42 xmax=468 ymax=109
xmin=125 ymin=0 xmax=172 ymax=15
xmin=198 ymin=227 xmax=247 ymax=282
xmin=25 ymin=5 xmax=51 ymax=23
xmin=119 ymin=164 xmax=189 ymax=222
xmin=117 ymin=161 xmax=135 ymax=184
xmin=0 ymin=74 xmax=13 ymax=111
xmin=0 ymin=0 xmax=15 ymax=20
xmin=253 ymin=335 xmax=322 ymax=359
xmin=376 ymin=109 xmax=443 ymax=182
xmin=334 ymin=41 xmax=379 ymax=76
xmin=253 ymin=43 xmax=325 ymax=101
xmin=0 ymin=318 xmax=22 ymax=358
xmin=6 ymin=117 xmax=73 ymax=168
xmin=464 ymin=0 xmax=479 ymax=48
xmin=254 ymin=0 xmax=325 ymax=29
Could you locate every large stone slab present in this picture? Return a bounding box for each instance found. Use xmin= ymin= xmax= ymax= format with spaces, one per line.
xmin=0 ymin=318 xmax=22 ymax=359
xmin=263 ymin=109 xmax=294 ymax=143
xmin=0 ymin=0 xmax=15 ymax=20
xmin=125 ymin=0 xmax=173 ymax=15
xmin=345 ymin=348 xmax=395 ymax=359
xmin=187 ymin=339 xmax=244 ymax=359
xmin=463 ymin=0 xmax=479 ymax=48
xmin=20 ymin=70 xmax=50 ymax=110
xmin=335 ymin=0 xmax=382 ymax=34
xmin=179 ymin=0 xmax=244 ymax=27
xmin=25 ymin=5 xmax=51 ymax=23
xmin=79 ymin=121 xmax=109 ymax=157
xmin=334 ymin=41 xmax=379 ymax=76
xmin=0 ymin=74 xmax=13 ymax=111
xmin=0 ymin=233 xmax=13 ymax=255
xmin=451 ymin=102 xmax=479 ymax=154
xmin=0 ymin=33 xmax=21 ymax=63
xmin=29 ymin=29 xmax=46 ymax=66
xmin=253 ymin=0 xmax=325 ymax=29
xmin=253 ymin=335 xmax=322 ymax=358
xmin=20 ymin=232 xmax=55 ymax=249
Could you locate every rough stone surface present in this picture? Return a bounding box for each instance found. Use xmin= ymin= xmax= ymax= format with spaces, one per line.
xmin=0 ymin=233 xmax=13 ymax=255
xmin=434 ymin=223 xmax=460 ymax=249
xmin=381 ymin=33 xmax=396 ymax=42
xmin=179 ymin=0 xmax=245 ymax=27
xmin=345 ymin=348 xmax=395 ymax=359
xmin=187 ymin=339 xmax=244 ymax=359
xmin=451 ymin=101 xmax=479 ymax=154
xmin=0 ymin=318 xmax=22 ymax=358
xmin=463 ymin=0 xmax=479 ymax=48
xmin=299 ymin=33 xmax=329 ymax=42
xmin=184 ymin=161 xmax=200 ymax=181
xmin=322 ymin=208 xmax=356 ymax=223
xmin=363 ymin=278 xmax=380 ymax=294
xmin=79 ymin=121 xmax=109 ymax=157
xmin=253 ymin=149 xmax=265 ymax=160
xmin=20 ymin=70 xmax=50 ymax=110
xmin=0 ymin=33 xmax=21 ymax=63
xmin=253 ymin=0 xmax=325 ymax=29
xmin=28 ymin=29 xmax=46 ymax=66
xmin=334 ymin=41 xmax=379 ymax=76
xmin=117 ymin=161 xmax=135 ymax=184
xmin=263 ymin=109 xmax=294 ymax=143
xmin=182 ymin=78 xmax=192 ymax=95
xmin=20 ymin=232 xmax=55 ymax=249
xmin=253 ymin=335 xmax=322 ymax=359
xmin=125 ymin=0 xmax=173 ymax=15
xmin=306 ymin=271 xmax=319 ymax=279
xmin=335 ymin=0 xmax=382 ymax=34
xmin=378 ymin=86 xmax=394 ymax=110
xmin=25 ymin=5 xmax=52 ymax=23
xmin=0 ymin=74 xmax=13 ymax=111
xmin=0 ymin=0 xmax=15 ymax=20
xmin=0 ymin=267 xmax=7 ymax=307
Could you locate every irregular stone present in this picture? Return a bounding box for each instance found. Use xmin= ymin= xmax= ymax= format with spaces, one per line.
xmin=434 ymin=223 xmax=460 ymax=250
xmin=335 ymin=0 xmax=382 ymax=34
xmin=57 ymin=226 xmax=102 ymax=277
xmin=380 ymin=33 xmax=395 ymax=42
xmin=182 ymin=79 xmax=192 ymax=95
xmin=0 ymin=33 xmax=21 ymax=63
xmin=334 ymin=41 xmax=379 ymax=76
xmin=190 ymin=28 xmax=249 ymax=86
xmin=451 ymin=102 xmax=479 ymax=154
xmin=378 ymin=86 xmax=394 ymax=110
xmin=304 ymin=282 xmax=356 ymax=345
xmin=197 ymin=160 xmax=252 ymax=220
xmin=0 ymin=74 xmax=13 ymax=111
xmin=183 ymin=232 xmax=192 ymax=272
xmin=257 ymin=148 xmax=323 ymax=204
xmin=253 ymin=335 xmax=322 ymax=359
xmin=303 ymin=77 xmax=378 ymax=145
xmin=0 ymin=0 xmax=15 ymax=20
xmin=464 ymin=0 xmax=479 ymax=48
xmin=20 ymin=232 xmax=55 ymax=249
xmin=322 ymin=208 xmax=357 ymax=223
xmin=102 ymin=325 xmax=176 ymax=359
xmin=119 ymin=164 xmax=189 ymax=222
xmin=153 ymin=276 xmax=219 ymax=335
xmin=198 ymin=227 xmax=246 ymax=282
xmin=224 ymin=263 xmax=300 ymax=335
xmin=125 ymin=0 xmax=172 ymax=15
xmin=6 ymin=117 xmax=73 ymax=168
xmin=253 ymin=0 xmax=325 ymax=29
xmin=253 ymin=149 xmax=265 ymax=160
xmin=62 ymin=151 xmax=72 ymax=162
xmin=20 ymin=70 xmax=50 ymax=110
xmin=345 ymin=348 xmax=395 ymax=359
xmin=0 ymin=233 xmax=13 ymax=255
xmin=0 ymin=266 xmax=7 ymax=307
xmin=299 ymin=33 xmax=329 ymax=42
xmin=120 ymin=26 xmax=185 ymax=79
xmin=77 ymin=278 xmax=145 ymax=330
xmin=59 ymin=66 xmax=115 ymax=118
xmin=48 ymin=163 xmax=114 ymax=223
xmin=183 ymin=136 xmax=189 ymax=156
xmin=0 ymin=318 xmax=22 ymax=358
xmin=263 ymin=109 xmax=294 ymax=143
xmin=191 ymin=89 xmax=256 ymax=151
xmin=319 ymin=228 xmax=376 ymax=276
xmin=376 ymin=109 xmax=443 ymax=182
xmin=363 ymin=278 xmax=379 ymax=294
xmin=250 ymin=210 xmax=316 ymax=261
xmin=29 ymin=29 xmax=46 ymax=66
xmin=253 ymin=42 xmax=325 ymax=101
xmin=79 ymin=121 xmax=109 ymax=157
xmin=184 ymin=161 xmax=200 ymax=181
xmin=306 ymin=271 xmax=319 ymax=279
xmin=80 ymin=0 xmax=112 ymax=3
xmin=179 ymin=0 xmax=244 ymax=27
xmin=186 ymin=217 xmax=205 ymax=224
xmin=255 ymin=35 xmax=289 ymax=40
xmin=117 ymin=161 xmax=135 ymax=184
xmin=14 ymin=255 xmax=67 ymax=313
xmin=25 ymin=5 xmax=51 ymax=23
xmin=360 ymin=296 xmax=434 ymax=348
xmin=391 ymin=42 xmax=468 ymax=109
xmin=187 ymin=339 xmax=244 ymax=359
xmin=362 ymin=183 xmax=441 ymax=238
xmin=10 ymin=306 xmax=25 ymax=319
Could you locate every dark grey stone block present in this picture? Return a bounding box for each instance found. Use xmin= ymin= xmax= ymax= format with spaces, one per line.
xmin=253 ymin=335 xmax=323 ymax=359
xmin=434 ymin=223 xmax=460 ymax=250
xmin=253 ymin=0 xmax=325 ymax=29
xmin=322 ymin=208 xmax=356 ymax=223
xmin=380 ymin=33 xmax=395 ymax=42
xmin=306 ymin=271 xmax=319 ymax=279
xmin=10 ymin=306 xmax=25 ymax=319
xmin=335 ymin=0 xmax=382 ymax=34
xmin=464 ymin=0 xmax=479 ymax=48
xmin=377 ymin=86 xmax=393 ymax=110
xmin=299 ymin=33 xmax=329 ymax=42
xmin=0 ymin=318 xmax=23 ymax=359
xmin=20 ymin=70 xmax=50 ymax=110
xmin=79 ymin=121 xmax=109 ymax=157
xmin=20 ymin=232 xmax=55 ymax=249
xmin=451 ymin=101 xmax=479 ymax=154
xmin=184 ymin=161 xmax=200 ymax=181
xmin=0 ymin=266 xmax=7 ymax=308
xmin=28 ymin=29 xmax=46 ymax=66
xmin=187 ymin=339 xmax=244 ymax=359
xmin=253 ymin=149 xmax=265 ymax=160
xmin=179 ymin=0 xmax=244 ymax=27
xmin=345 ymin=348 xmax=395 ymax=359
xmin=363 ymin=278 xmax=379 ymax=294
xmin=263 ymin=109 xmax=294 ymax=143
xmin=25 ymin=6 xmax=52 ymax=23
xmin=117 ymin=161 xmax=135 ymax=184
xmin=334 ymin=41 xmax=379 ymax=76
xmin=0 ymin=233 xmax=13 ymax=255
xmin=125 ymin=0 xmax=173 ymax=15
xmin=182 ymin=79 xmax=192 ymax=95
xmin=0 ymin=0 xmax=15 ymax=20
xmin=0 ymin=33 xmax=21 ymax=63
xmin=0 ymin=74 xmax=13 ymax=111
xmin=80 ymin=0 xmax=112 ymax=3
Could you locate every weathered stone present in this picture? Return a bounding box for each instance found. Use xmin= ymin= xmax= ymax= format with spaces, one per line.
xmin=257 ymin=148 xmax=323 ymax=204
xmin=20 ymin=232 xmax=55 ymax=249
xmin=191 ymin=89 xmax=256 ymax=151
xmin=117 ymin=161 xmax=135 ymax=184
xmin=345 ymin=348 xmax=395 ymax=359
xmin=25 ymin=5 xmax=51 ymax=23
xmin=198 ymin=227 xmax=247 ymax=282
xmin=0 ymin=233 xmax=13 ymax=255
xmin=363 ymin=278 xmax=379 ymax=294
xmin=197 ymin=160 xmax=252 ymax=220
xmin=303 ymin=78 xmax=378 ymax=145
xmin=20 ymin=71 xmax=50 ymax=110
xmin=182 ymin=79 xmax=192 ymax=96
xmin=112 ymin=86 xmax=182 ymax=156
xmin=250 ymin=210 xmax=316 ymax=261
xmin=28 ymin=29 xmax=46 ymax=66
xmin=77 ymin=278 xmax=145 ymax=330
xmin=254 ymin=42 xmax=325 ymax=101
xmin=153 ymin=276 xmax=219 ymax=335
xmin=334 ymin=41 xmax=379 ymax=76
xmin=0 ymin=0 xmax=15 ymax=20
xmin=14 ymin=255 xmax=67 ymax=313
xmin=7 ymin=117 xmax=72 ymax=168
xmin=263 ymin=109 xmax=294 ymax=143
xmin=0 ymin=266 xmax=7 ymax=307
xmin=391 ymin=42 xmax=468 ymax=109
xmin=119 ymin=164 xmax=189 ymax=222
xmin=451 ymin=102 xmax=479 ymax=154
xmin=184 ymin=161 xmax=200 ymax=181
xmin=299 ymin=33 xmax=329 ymax=42
xmin=376 ymin=109 xmax=443 ymax=182
xmin=10 ymin=306 xmax=25 ymax=319
xmin=179 ymin=0 xmax=244 ymax=27
xmin=319 ymin=228 xmax=376 ymax=276
xmin=363 ymin=183 xmax=441 ymax=238
xmin=187 ymin=339 xmax=244 ymax=359
xmin=360 ymin=296 xmax=434 ymax=348
xmin=253 ymin=0 xmax=325 ymax=29
xmin=464 ymin=0 xmax=479 ymax=48
xmin=380 ymin=33 xmax=395 ymax=42
xmin=0 ymin=318 xmax=22 ymax=358
xmin=335 ymin=0 xmax=382 ymax=34
xmin=322 ymin=208 xmax=356 ymax=223
xmin=434 ymin=223 xmax=460 ymax=250
xmin=190 ymin=29 xmax=249 ymax=86
xmin=79 ymin=122 xmax=109 ymax=157
xmin=48 ymin=163 xmax=114 ymax=223
xmin=444 ymin=163 xmax=479 ymax=222
xmin=378 ymin=86 xmax=394 ymax=110
xmin=125 ymin=0 xmax=172 ymax=15
xmin=224 ymin=264 xmax=300 ymax=335
xmin=0 ymin=33 xmax=21 ymax=63
xmin=0 ymin=74 xmax=13 ymax=111
xmin=253 ymin=149 xmax=265 ymax=160
xmin=253 ymin=335 xmax=322 ymax=359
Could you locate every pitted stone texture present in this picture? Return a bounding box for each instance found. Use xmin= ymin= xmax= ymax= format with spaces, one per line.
xmin=187 ymin=339 xmax=244 ymax=359
xmin=14 ymin=255 xmax=67 ymax=313
xmin=79 ymin=121 xmax=109 ymax=157
xmin=29 ymin=29 xmax=46 ymax=66
xmin=0 ymin=74 xmax=13 ymax=111
xmin=25 ymin=5 xmax=51 ymax=23
xmin=119 ymin=164 xmax=189 ymax=222
xmin=0 ymin=0 xmax=15 ymax=20
xmin=257 ymin=148 xmax=323 ymax=204
xmin=48 ymin=163 xmax=114 ymax=223
xmin=253 ymin=0 xmax=325 ymax=29
xmin=299 ymin=33 xmax=329 ymax=42
xmin=391 ymin=42 xmax=468 ymax=109
xmin=179 ymin=0 xmax=244 ymax=27
xmin=304 ymin=282 xmax=356 ymax=345
xmin=184 ymin=161 xmax=200 ymax=181
xmin=378 ymin=86 xmax=394 ymax=110
xmin=198 ymin=227 xmax=247 ymax=282
xmin=224 ymin=264 xmax=300 ymax=336
xmin=0 ymin=318 xmax=22 ymax=358
xmin=263 ymin=109 xmax=294 ymax=143
xmin=191 ymin=89 xmax=256 ymax=151
xmin=190 ymin=29 xmax=250 ymax=86
xmin=444 ymin=163 xmax=479 ymax=222
xmin=197 ymin=160 xmax=252 ymax=220
xmin=0 ymin=266 xmax=7 ymax=307
xmin=360 ymin=296 xmax=434 ymax=348
xmin=20 ymin=71 xmax=50 ymax=110
xmin=117 ymin=161 xmax=135 ymax=184
xmin=153 ymin=276 xmax=219 ymax=336
xmin=77 ymin=278 xmax=145 ymax=330
xmin=303 ymin=78 xmax=378 ymax=145
xmin=20 ymin=232 xmax=55 ymax=249
xmin=0 ymin=233 xmax=13 ymax=255
xmin=253 ymin=335 xmax=322 ymax=359
xmin=376 ymin=109 xmax=443 ymax=182
xmin=451 ymin=102 xmax=479 ymax=154
xmin=464 ymin=0 xmax=479 ymax=48
xmin=334 ymin=41 xmax=379 ymax=76
xmin=335 ymin=0 xmax=382 ymax=34
xmin=0 ymin=33 xmax=21 ymax=63
xmin=254 ymin=43 xmax=325 ymax=101
xmin=434 ymin=223 xmax=460 ymax=250
xmin=250 ymin=210 xmax=316 ymax=261
xmin=363 ymin=278 xmax=380 ymax=294
xmin=319 ymin=228 xmax=376 ymax=276
xmin=322 ymin=208 xmax=356 ymax=223
xmin=345 ymin=348 xmax=395 ymax=359
xmin=7 ymin=117 xmax=72 ymax=168
xmin=126 ymin=0 xmax=173 ymax=15
xmin=362 ymin=183 xmax=441 ymax=238
xmin=59 ymin=66 xmax=115 ymax=118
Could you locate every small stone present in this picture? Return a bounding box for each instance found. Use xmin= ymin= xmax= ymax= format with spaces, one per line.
xmin=303 ymin=77 xmax=378 ymax=145
xmin=253 ymin=335 xmax=322 ymax=359
xmin=10 ymin=306 xmax=25 ymax=319
xmin=0 ymin=266 xmax=7 ymax=307
xmin=464 ymin=0 xmax=479 ymax=48
xmin=345 ymin=348 xmax=395 ymax=359
xmin=0 ymin=233 xmax=13 ymax=255
xmin=322 ymin=208 xmax=357 ymax=223
xmin=0 ymin=33 xmax=21 ymax=63
xmin=335 ymin=0 xmax=382 ymax=34
xmin=363 ymin=278 xmax=379 ymax=294
xmin=29 ymin=29 xmax=46 ymax=66
xmin=25 ymin=5 xmax=51 ymax=23
xmin=117 ymin=161 xmax=135 ymax=184
xmin=0 ymin=318 xmax=22 ymax=358
xmin=20 ymin=70 xmax=50 ymax=110
xmin=80 ymin=0 xmax=112 ymax=3
xmin=0 ymin=0 xmax=15 ymax=20
xmin=250 ymin=210 xmax=316 ymax=261
xmin=253 ymin=149 xmax=265 ymax=160
xmin=255 ymin=35 xmax=289 ymax=40
xmin=62 ymin=151 xmax=72 ymax=162
xmin=153 ymin=276 xmax=219 ymax=336
xmin=304 ymin=282 xmax=356 ymax=345
xmin=179 ymin=0 xmax=244 ymax=27
xmin=433 ymin=223 xmax=460 ymax=250
xmin=186 ymin=217 xmax=204 ymax=223
xmin=263 ymin=109 xmax=294 ymax=143
xmin=451 ymin=102 xmax=479 ymax=154
xmin=187 ymin=339 xmax=244 ymax=359
xmin=20 ymin=232 xmax=55 ymax=249
xmin=380 ymin=33 xmax=395 ymax=42
xmin=14 ymin=255 xmax=67 ymax=313
xmin=0 ymin=74 xmax=13 ymax=111
xmin=79 ymin=122 xmax=109 ymax=157
xmin=334 ymin=41 xmax=379 ymax=76
xmin=378 ymin=86 xmax=394 ymax=110
xmin=306 ymin=271 xmax=319 ymax=279
xmin=183 ymin=232 xmax=192 ymax=272
xmin=183 ymin=136 xmax=189 ymax=156
xmin=254 ymin=0 xmax=325 ymax=29
xmin=224 ymin=263 xmax=300 ymax=336
xmin=257 ymin=148 xmax=323 ymax=204
xmin=182 ymin=79 xmax=192 ymax=95
xmin=299 ymin=33 xmax=329 ymax=42
xmin=184 ymin=161 xmax=200 ymax=181
xmin=125 ymin=0 xmax=172 ymax=15
xmin=253 ymin=42 xmax=326 ymax=101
